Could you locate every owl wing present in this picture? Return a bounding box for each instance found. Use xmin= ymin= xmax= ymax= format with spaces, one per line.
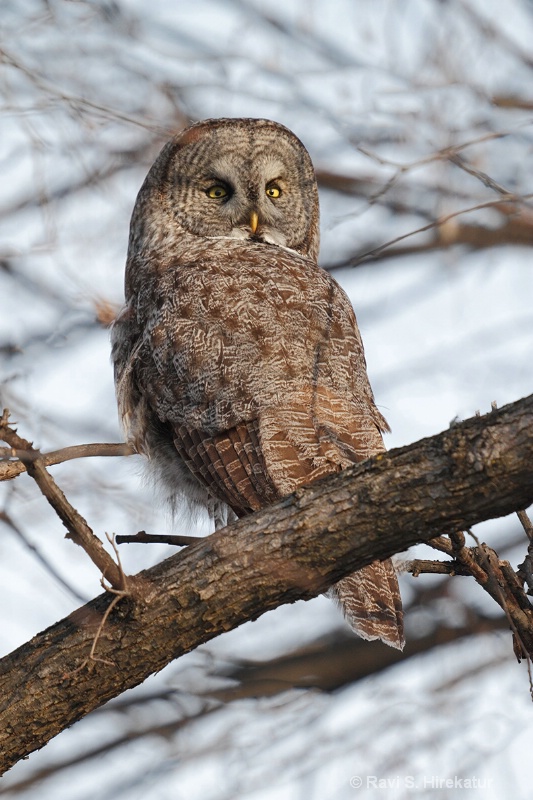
xmin=170 ymin=393 xmax=404 ymax=650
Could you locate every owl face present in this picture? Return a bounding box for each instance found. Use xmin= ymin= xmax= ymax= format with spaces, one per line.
xmin=131 ymin=118 xmax=320 ymax=262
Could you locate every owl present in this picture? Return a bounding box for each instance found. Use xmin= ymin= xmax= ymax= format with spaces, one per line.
xmin=111 ymin=118 xmax=404 ymax=650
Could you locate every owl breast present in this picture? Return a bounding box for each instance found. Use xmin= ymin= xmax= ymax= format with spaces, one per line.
xmin=131 ymin=239 xmax=368 ymax=436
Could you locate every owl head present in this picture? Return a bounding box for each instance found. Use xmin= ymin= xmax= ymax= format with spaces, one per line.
xmin=128 ymin=118 xmax=320 ymax=269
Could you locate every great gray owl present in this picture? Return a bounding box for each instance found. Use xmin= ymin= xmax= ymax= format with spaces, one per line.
xmin=111 ymin=117 xmax=404 ymax=649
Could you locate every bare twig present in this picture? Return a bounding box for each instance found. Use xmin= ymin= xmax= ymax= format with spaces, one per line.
xmin=116 ymin=531 xmax=203 ymax=547
xmin=0 ymin=510 xmax=87 ymax=602
xmin=424 ymin=523 xmax=533 ymax=677
xmin=0 ymin=441 xmax=134 ymax=481
xmin=447 ymin=152 xmax=514 ymax=197
xmin=427 ymin=535 xmax=454 ymax=555
xmin=405 ymin=558 xmax=471 ymax=577
xmin=517 ymin=510 xmax=533 ymax=542
xmin=517 ymin=510 xmax=533 ymax=597
xmin=68 ymin=591 xmax=129 ymax=674
xmin=329 ymin=194 xmax=533 ymax=268
xmin=465 ymin=530 xmax=532 ymax=686
xmin=0 ymin=410 xmax=125 ymax=590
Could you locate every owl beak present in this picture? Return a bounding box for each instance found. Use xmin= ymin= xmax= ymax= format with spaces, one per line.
xmin=249 ymin=211 xmax=259 ymax=234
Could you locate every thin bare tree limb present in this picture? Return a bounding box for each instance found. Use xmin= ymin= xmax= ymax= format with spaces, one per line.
xmin=405 ymin=559 xmax=471 ymax=577
xmin=0 ymin=441 xmax=134 ymax=481
xmin=517 ymin=510 xmax=533 ymax=542
xmin=325 ymin=194 xmax=533 ymax=269
xmin=0 ymin=510 xmax=87 ymax=603
xmin=0 ymin=412 xmax=124 ymax=589
xmin=1 ymin=394 xmax=533 ymax=773
xmin=115 ymin=531 xmax=202 ymax=546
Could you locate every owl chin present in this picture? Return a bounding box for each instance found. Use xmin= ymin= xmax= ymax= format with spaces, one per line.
xmin=222 ymin=226 xmax=288 ymax=249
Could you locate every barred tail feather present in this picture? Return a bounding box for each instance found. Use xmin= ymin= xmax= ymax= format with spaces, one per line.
xmin=328 ymin=559 xmax=404 ymax=650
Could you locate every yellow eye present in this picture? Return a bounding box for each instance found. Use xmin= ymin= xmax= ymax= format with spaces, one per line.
xmin=266 ymin=184 xmax=281 ymax=198
xmin=206 ymin=185 xmax=229 ymax=199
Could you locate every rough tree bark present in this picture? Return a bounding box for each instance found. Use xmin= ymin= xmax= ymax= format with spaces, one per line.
xmin=1 ymin=394 xmax=533 ymax=774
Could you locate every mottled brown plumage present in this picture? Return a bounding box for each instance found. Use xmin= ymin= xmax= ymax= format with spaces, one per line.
xmin=111 ymin=118 xmax=404 ymax=649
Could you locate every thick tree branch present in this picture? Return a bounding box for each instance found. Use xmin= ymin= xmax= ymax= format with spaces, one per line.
xmin=1 ymin=394 xmax=533 ymax=773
